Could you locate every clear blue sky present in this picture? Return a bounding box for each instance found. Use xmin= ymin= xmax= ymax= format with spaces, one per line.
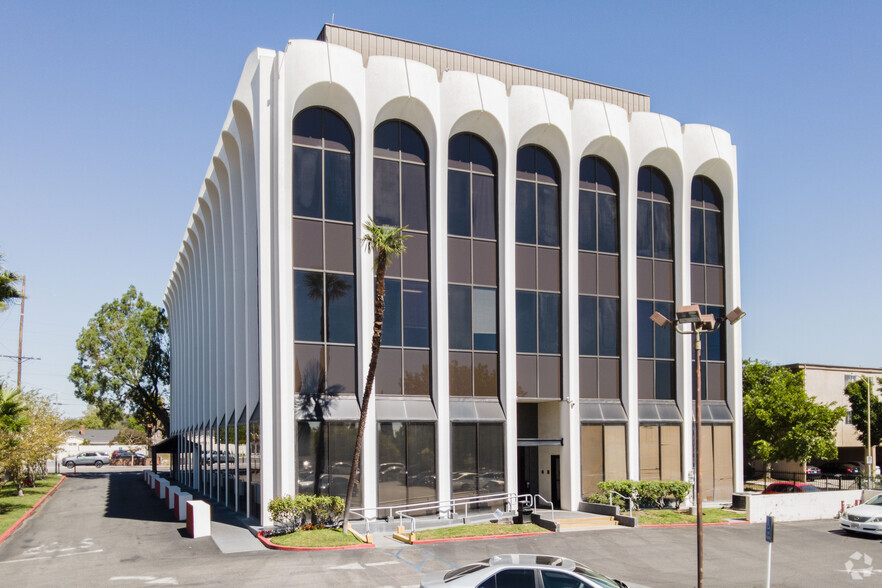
xmin=1 ymin=1 xmax=880 ymax=417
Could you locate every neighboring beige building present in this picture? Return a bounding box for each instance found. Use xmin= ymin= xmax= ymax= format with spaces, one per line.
xmin=786 ymin=363 xmax=882 ymax=464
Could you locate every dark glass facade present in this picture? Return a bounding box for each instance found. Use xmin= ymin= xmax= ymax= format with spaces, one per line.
xmin=451 ymin=423 xmax=505 ymax=500
xmin=578 ymin=156 xmax=621 ymax=399
xmin=292 ymin=107 xmax=358 ymax=411
xmin=515 ymin=145 xmax=561 ymax=399
xmin=296 ymin=420 xmax=362 ymax=506
xmin=691 ymin=176 xmax=726 ymax=401
xmin=636 ymin=166 xmax=676 ymax=401
xmin=374 ymin=120 xmax=432 ymax=396
xmin=377 ymin=422 xmax=436 ymax=509
xmin=448 ymin=133 xmax=499 ymax=398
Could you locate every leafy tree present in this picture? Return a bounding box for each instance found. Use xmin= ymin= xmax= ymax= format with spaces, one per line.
xmin=742 ymin=359 xmax=846 ymax=467
xmin=61 ymin=405 xmax=109 ymax=430
xmin=0 ymin=254 xmax=23 ymax=312
xmin=69 ymin=286 xmax=169 ymax=435
xmin=112 ymin=428 xmax=149 ymax=465
xmin=844 ymin=377 xmax=882 ymax=448
xmin=0 ymin=390 xmax=64 ymax=495
xmin=341 ymin=220 xmax=408 ymax=534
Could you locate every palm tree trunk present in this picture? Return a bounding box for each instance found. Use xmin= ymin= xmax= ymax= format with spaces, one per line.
xmin=342 ymin=250 xmax=387 ymax=533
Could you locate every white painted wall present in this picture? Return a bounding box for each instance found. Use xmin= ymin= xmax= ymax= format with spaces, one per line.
xmin=745 ymin=490 xmax=862 ymax=523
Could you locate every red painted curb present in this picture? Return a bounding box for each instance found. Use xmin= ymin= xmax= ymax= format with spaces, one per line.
xmin=641 ymin=520 xmax=750 ymax=528
xmin=0 ymin=475 xmax=67 ymax=546
xmin=410 ymin=531 xmax=551 ymax=544
xmin=257 ymin=531 xmax=375 ymax=551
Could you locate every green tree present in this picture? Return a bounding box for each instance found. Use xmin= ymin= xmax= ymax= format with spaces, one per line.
xmin=69 ymin=286 xmax=170 ymax=435
xmin=0 ymin=390 xmax=64 ymax=495
xmin=742 ymin=359 xmax=845 ymax=467
xmin=0 ymin=254 xmax=23 ymax=312
xmin=341 ymin=220 xmax=408 ymax=534
xmin=61 ymin=405 xmax=109 ymax=430
xmin=844 ymin=377 xmax=882 ymax=448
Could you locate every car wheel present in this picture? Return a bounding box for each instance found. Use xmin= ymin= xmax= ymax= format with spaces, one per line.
xmin=95 ymin=461 xmax=103 ymax=468
xmin=64 ymin=461 xmax=75 ymax=468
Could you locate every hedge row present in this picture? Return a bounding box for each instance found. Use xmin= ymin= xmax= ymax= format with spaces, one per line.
xmin=267 ymin=494 xmax=345 ymax=532
xmin=586 ymin=480 xmax=693 ymax=510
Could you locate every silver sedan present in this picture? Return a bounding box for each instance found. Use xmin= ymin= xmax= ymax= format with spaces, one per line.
xmin=420 ymin=554 xmax=649 ymax=588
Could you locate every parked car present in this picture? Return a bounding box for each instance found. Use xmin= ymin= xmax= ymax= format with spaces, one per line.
xmin=818 ymin=461 xmax=861 ymax=477
xmin=805 ymin=465 xmax=821 ymax=478
xmin=420 ymin=554 xmax=648 ymax=588
xmin=842 ymin=461 xmax=881 ymax=476
xmin=840 ymin=493 xmax=882 ymax=536
xmin=112 ymin=450 xmax=146 ymax=460
xmin=63 ymin=452 xmax=111 ymax=468
xmin=762 ymin=482 xmax=820 ymax=494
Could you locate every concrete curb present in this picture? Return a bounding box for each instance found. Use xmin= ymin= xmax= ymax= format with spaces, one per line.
xmin=641 ymin=520 xmax=750 ymax=528
xmin=257 ymin=531 xmax=375 ymax=551
xmin=407 ymin=530 xmax=551 ymax=544
xmin=0 ymin=475 xmax=67 ymax=546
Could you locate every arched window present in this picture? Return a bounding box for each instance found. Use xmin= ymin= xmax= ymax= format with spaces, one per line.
xmin=448 ymin=133 xmax=498 ymax=398
xmin=578 ymin=156 xmax=620 ymax=399
xmin=292 ymin=107 xmax=360 ymax=506
xmin=373 ymin=120 xmax=431 ymax=396
xmin=636 ymin=166 xmax=675 ymax=400
xmin=515 ymin=145 xmax=561 ymax=399
xmin=691 ymin=176 xmax=725 ymax=400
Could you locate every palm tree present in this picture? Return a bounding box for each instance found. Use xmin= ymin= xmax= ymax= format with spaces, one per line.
xmin=0 ymin=254 xmax=22 ymax=312
xmin=0 ymin=386 xmax=28 ymax=433
xmin=341 ymin=219 xmax=408 ymax=534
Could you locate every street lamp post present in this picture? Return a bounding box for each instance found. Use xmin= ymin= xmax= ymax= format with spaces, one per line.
xmin=650 ymin=304 xmax=745 ymax=588
xmin=866 ymin=376 xmax=874 ymax=486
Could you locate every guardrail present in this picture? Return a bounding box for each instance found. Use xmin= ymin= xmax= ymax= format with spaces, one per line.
xmin=530 ymin=494 xmax=555 ymax=522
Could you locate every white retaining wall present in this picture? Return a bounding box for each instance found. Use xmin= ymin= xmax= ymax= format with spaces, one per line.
xmin=745 ymin=490 xmax=862 ymax=523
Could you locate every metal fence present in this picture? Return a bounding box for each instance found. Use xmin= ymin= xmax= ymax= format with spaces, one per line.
xmin=743 ymin=470 xmax=876 ymax=493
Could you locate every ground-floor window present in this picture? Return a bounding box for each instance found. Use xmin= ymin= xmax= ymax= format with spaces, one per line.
xmin=700 ymin=424 xmax=733 ymax=502
xmin=296 ymin=420 xmax=362 ymax=507
xmin=451 ymin=423 xmax=504 ymax=500
xmin=580 ymin=424 xmax=627 ymax=497
xmin=639 ymin=425 xmax=681 ymax=481
xmin=378 ymin=422 xmax=437 ymax=508
xmin=249 ymin=408 xmax=261 ymax=517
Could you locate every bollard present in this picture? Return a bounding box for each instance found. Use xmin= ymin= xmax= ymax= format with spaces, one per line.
xmin=186 ymin=500 xmax=211 ymax=538
xmin=167 ymin=486 xmax=180 ymax=509
xmin=158 ymin=479 xmax=169 ymax=501
xmin=176 ymin=492 xmax=193 ymax=521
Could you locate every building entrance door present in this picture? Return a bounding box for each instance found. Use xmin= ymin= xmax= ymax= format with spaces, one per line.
xmin=517 ymin=446 xmax=539 ymax=497
xmin=551 ymin=454 xmax=560 ymax=508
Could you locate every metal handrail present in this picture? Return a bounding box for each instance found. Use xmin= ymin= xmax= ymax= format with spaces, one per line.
xmin=392 ymin=492 xmax=521 ymax=536
xmin=347 ymin=508 xmax=371 ymax=538
xmin=608 ymin=490 xmax=633 ymax=517
xmin=532 ymin=494 xmax=555 ymax=522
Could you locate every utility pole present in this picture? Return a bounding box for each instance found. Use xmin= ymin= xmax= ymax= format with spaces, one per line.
xmin=867 ymin=375 xmax=874 ymax=483
xmin=17 ymin=275 xmax=25 ymax=389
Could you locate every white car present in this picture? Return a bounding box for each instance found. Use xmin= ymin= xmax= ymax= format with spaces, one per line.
xmin=420 ymin=554 xmax=649 ymax=588
xmin=840 ymin=493 xmax=882 ymax=536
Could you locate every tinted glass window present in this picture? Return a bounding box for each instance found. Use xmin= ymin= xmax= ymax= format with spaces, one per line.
xmin=579 ymin=296 xmax=598 ymax=356
xmin=472 ymin=175 xmax=496 ymax=239
xmin=516 ymin=291 xmax=537 ymax=353
xmin=326 ymin=274 xmax=355 ymax=344
xmin=449 ymin=285 xmax=472 ymax=350
xmin=579 ymin=191 xmax=597 ymax=251
xmin=516 ymin=181 xmax=535 ymax=244
xmin=403 ymin=280 xmax=429 ymax=347
xmin=448 ymin=170 xmax=471 ymax=236
xmin=473 ymin=287 xmax=497 ymax=351
xmin=598 ymin=297 xmax=619 ymax=356
xmin=324 ymin=151 xmax=353 ymax=222
xmin=597 ymin=193 xmax=617 ymax=253
xmin=374 ymin=158 xmax=400 ymax=226
xmin=381 ymin=279 xmax=402 ymax=346
xmin=294 ymin=270 xmax=323 ymax=341
xmin=293 ymin=148 xmax=322 ymax=218
xmin=402 ymin=163 xmax=428 ymax=231
xmin=537 ymin=184 xmax=560 ymax=246
xmin=538 ymin=293 xmax=561 ymax=354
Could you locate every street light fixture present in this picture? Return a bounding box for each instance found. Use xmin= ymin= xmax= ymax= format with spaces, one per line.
xmin=650 ymin=304 xmax=745 ymax=588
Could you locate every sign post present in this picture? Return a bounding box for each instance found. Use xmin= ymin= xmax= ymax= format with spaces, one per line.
xmin=765 ymin=515 xmax=774 ymax=588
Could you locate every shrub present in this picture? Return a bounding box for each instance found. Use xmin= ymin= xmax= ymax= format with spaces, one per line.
xmin=267 ymin=494 xmax=346 ymax=530
xmin=589 ymin=480 xmax=693 ymax=510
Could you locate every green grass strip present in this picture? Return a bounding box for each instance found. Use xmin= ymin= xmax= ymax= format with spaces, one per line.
xmin=269 ymin=528 xmax=364 ymax=547
xmin=0 ymin=475 xmax=63 ymax=536
xmin=635 ymin=508 xmax=745 ymax=525
xmin=415 ymin=523 xmax=547 ymax=540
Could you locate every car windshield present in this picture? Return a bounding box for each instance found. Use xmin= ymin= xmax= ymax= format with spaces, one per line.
xmin=443 ymin=562 xmax=490 ymax=582
xmin=801 ymin=485 xmax=820 ymax=492
xmin=865 ymin=494 xmax=882 ymax=506
xmin=571 ymin=564 xmax=622 ymax=588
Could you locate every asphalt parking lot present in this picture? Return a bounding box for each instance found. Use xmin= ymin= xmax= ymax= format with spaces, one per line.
xmin=1 ymin=469 xmax=879 ymax=587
